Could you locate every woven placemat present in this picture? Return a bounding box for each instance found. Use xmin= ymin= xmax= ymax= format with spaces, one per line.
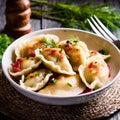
xmin=0 ymin=69 xmax=120 ymax=120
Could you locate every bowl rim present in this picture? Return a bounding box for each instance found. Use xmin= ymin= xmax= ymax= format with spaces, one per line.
xmin=2 ymin=28 xmax=120 ymax=102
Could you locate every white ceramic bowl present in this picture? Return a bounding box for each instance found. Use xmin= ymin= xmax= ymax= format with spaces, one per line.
xmin=2 ymin=28 xmax=120 ymax=105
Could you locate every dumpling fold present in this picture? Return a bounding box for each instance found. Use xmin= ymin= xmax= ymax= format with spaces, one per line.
xmin=9 ymin=57 xmax=42 ymax=77
xmin=20 ymin=69 xmax=53 ymax=91
xmin=39 ymin=74 xmax=86 ymax=96
xmin=15 ymin=34 xmax=59 ymax=59
xmin=35 ymin=48 xmax=76 ymax=75
xmin=78 ymin=55 xmax=109 ymax=89
xmin=59 ymin=39 xmax=90 ymax=71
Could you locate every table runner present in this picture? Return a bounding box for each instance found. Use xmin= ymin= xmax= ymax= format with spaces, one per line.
xmin=0 ymin=69 xmax=120 ymax=120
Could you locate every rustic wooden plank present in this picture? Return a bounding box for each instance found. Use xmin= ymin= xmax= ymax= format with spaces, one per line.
xmin=0 ymin=0 xmax=6 ymax=32
xmin=42 ymin=19 xmax=61 ymax=29
xmin=30 ymin=19 xmax=41 ymax=31
xmin=103 ymin=0 xmax=120 ymax=9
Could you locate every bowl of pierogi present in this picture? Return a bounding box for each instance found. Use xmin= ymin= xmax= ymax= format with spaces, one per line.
xmin=2 ymin=28 xmax=120 ymax=105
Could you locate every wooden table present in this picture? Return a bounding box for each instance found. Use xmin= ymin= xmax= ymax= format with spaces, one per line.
xmin=0 ymin=0 xmax=120 ymax=119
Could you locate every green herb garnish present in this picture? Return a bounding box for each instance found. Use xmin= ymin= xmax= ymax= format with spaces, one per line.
xmin=0 ymin=34 xmax=13 ymax=59
xmin=94 ymin=85 xmax=100 ymax=90
xmin=67 ymin=82 xmax=72 ymax=87
xmin=98 ymin=49 xmax=109 ymax=55
xmin=66 ymin=36 xmax=79 ymax=45
xmin=59 ymin=48 xmax=63 ymax=53
xmin=35 ymin=72 xmax=40 ymax=76
xmin=23 ymin=76 xmax=27 ymax=82
xmin=42 ymin=38 xmax=58 ymax=48
xmin=51 ymin=78 xmax=57 ymax=84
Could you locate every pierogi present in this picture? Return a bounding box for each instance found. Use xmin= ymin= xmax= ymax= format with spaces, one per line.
xmin=15 ymin=34 xmax=59 ymax=59
xmin=59 ymin=39 xmax=90 ymax=71
xmin=20 ymin=69 xmax=53 ymax=91
xmin=78 ymin=55 xmax=109 ymax=89
xmin=35 ymin=48 xmax=76 ymax=75
xmin=9 ymin=57 xmax=42 ymax=76
xmin=8 ymin=34 xmax=111 ymax=97
xmin=39 ymin=74 xmax=86 ymax=96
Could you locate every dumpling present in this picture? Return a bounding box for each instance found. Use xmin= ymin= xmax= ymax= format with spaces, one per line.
xmin=9 ymin=57 xmax=42 ymax=77
xmin=59 ymin=39 xmax=90 ymax=71
xmin=35 ymin=48 xmax=76 ymax=75
xmin=39 ymin=74 xmax=86 ymax=96
xmin=15 ymin=34 xmax=59 ymax=59
xmin=20 ymin=69 xmax=53 ymax=91
xmin=78 ymin=55 xmax=110 ymax=89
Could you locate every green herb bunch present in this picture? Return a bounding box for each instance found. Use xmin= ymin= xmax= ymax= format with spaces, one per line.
xmin=0 ymin=34 xmax=13 ymax=60
xmin=30 ymin=0 xmax=120 ymax=31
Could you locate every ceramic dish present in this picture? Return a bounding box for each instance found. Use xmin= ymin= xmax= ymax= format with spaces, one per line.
xmin=2 ymin=28 xmax=120 ymax=105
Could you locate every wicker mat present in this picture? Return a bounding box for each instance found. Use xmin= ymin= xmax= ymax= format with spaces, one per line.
xmin=0 ymin=69 xmax=120 ymax=120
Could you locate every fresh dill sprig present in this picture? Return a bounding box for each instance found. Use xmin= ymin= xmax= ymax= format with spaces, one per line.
xmin=42 ymin=38 xmax=58 ymax=48
xmin=30 ymin=0 xmax=120 ymax=32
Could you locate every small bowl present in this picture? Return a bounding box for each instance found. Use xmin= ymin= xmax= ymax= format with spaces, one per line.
xmin=2 ymin=28 xmax=120 ymax=105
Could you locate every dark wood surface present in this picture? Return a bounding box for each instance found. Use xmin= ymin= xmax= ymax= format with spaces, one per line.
xmin=0 ymin=0 xmax=120 ymax=120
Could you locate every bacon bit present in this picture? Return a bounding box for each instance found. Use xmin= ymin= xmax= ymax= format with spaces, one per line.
xmin=59 ymin=53 xmax=64 ymax=59
xmin=109 ymin=71 xmax=111 ymax=78
xmin=65 ymin=44 xmax=73 ymax=50
xmin=51 ymin=49 xmax=57 ymax=54
xmin=12 ymin=57 xmax=24 ymax=72
xmin=88 ymin=62 xmax=98 ymax=74
xmin=88 ymin=61 xmax=97 ymax=68
xmin=12 ymin=67 xmax=21 ymax=72
xmin=88 ymin=62 xmax=94 ymax=68
xmin=46 ymin=51 xmax=51 ymax=55
xmin=82 ymin=88 xmax=93 ymax=94
xmin=29 ymin=51 xmax=35 ymax=57
xmin=17 ymin=57 xmax=24 ymax=62
xmin=47 ymin=49 xmax=57 ymax=55
xmin=90 ymin=50 xmax=98 ymax=56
